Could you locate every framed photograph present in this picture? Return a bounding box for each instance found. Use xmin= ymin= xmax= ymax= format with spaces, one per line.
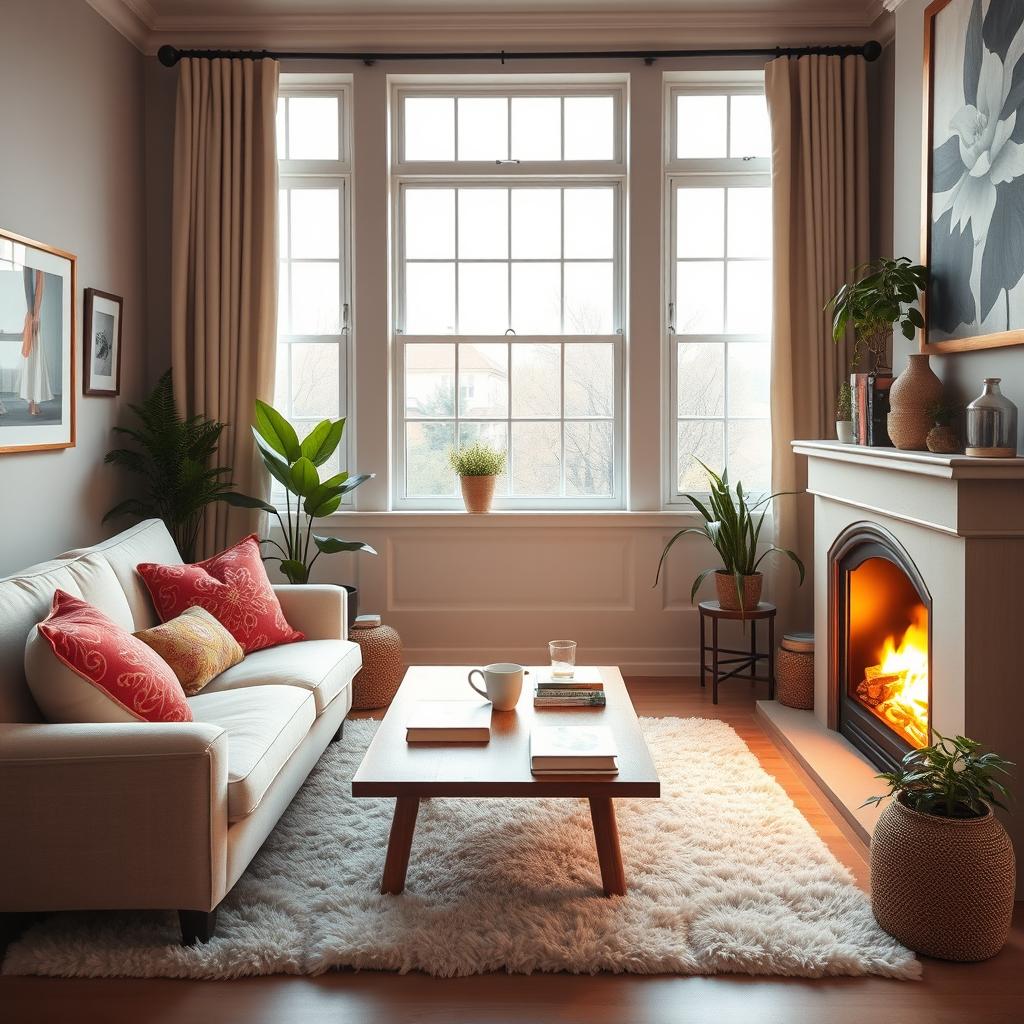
xmin=83 ymin=288 xmax=122 ymax=396
xmin=0 ymin=228 xmax=76 ymax=454
xmin=922 ymin=0 xmax=1024 ymax=353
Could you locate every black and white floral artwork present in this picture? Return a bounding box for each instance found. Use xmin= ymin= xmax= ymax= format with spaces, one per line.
xmin=927 ymin=0 xmax=1024 ymax=348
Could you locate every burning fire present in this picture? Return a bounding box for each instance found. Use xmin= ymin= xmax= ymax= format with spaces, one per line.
xmin=855 ymin=606 xmax=929 ymax=748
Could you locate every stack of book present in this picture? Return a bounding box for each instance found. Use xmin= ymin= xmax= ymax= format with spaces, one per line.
xmin=533 ymin=667 xmax=606 ymax=707
xmin=530 ymin=725 xmax=618 ymax=775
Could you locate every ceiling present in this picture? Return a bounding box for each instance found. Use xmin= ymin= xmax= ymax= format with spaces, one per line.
xmin=86 ymin=0 xmax=892 ymax=55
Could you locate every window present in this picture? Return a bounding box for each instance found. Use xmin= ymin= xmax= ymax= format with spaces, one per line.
xmin=274 ymin=81 xmax=351 ymax=494
xmin=666 ymin=81 xmax=772 ymax=501
xmin=392 ymin=81 xmax=625 ymax=509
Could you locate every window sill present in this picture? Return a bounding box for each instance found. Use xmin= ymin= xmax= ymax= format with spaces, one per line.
xmin=314 ymin=510 xmax=704 ymax=529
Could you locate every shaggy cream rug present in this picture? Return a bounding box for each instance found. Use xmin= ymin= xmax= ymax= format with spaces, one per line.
xmin=1 ymin=717 xmax=919 ymax=980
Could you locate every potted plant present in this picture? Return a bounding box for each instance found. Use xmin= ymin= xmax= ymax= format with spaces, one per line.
xmin=864 ymin=732 xmax=1015 ymax=961
xmin=449 ymin=441 xmax=507 ymax=513
xmin=103 ymin=370 xmax=235 ymax=562
xmin=653 ymin=461 xmax=805 ymax=614
xmin=825 ymin=257 xmax=929 ymax=447
xmin=835 ymin=380 xmax=854 ymax=444
xmin=225 ymin=401 xmax=375 ymax=610
xmin=925 ymin=399 xmax=960 ymax=454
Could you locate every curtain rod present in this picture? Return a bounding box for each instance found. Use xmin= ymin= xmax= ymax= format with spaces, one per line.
xmin=157 ymin=41 xmax=882 ymax=68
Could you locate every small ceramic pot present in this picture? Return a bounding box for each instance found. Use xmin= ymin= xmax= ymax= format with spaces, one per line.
xmin=714 ymin=571 xmax=763 ymax=611
xmin=460 ymin=474 xmax=497 ymax=513
xmin=836 ymin=420 xmax=855 ymax=444
xmin=926 ymin=423 xmax=960 ymax=454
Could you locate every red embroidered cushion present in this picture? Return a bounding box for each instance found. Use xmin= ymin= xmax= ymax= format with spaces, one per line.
xmin=137 ymin=534 xmax=304 ymax=654
xmin=31 ymin=590 xmax=192 ymax=723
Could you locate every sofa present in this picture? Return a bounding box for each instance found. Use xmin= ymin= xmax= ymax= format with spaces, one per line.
xmin=0 ymin=519 xmax=361 ymax=944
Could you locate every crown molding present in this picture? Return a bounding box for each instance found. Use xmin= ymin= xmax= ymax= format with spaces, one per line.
xmin=84 ymin=0 xmax=154 ymax=50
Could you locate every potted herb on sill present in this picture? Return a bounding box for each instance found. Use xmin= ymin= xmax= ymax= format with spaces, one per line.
xmin=653 ymin=461 xmax=805 ymax=614
xmin=449 ymin=441 xmax=507 ymax=513
xmin=864 ymin=732 xmax=1015 ymax=961
xmin=836 ymin=380 xmax=854 ymax=444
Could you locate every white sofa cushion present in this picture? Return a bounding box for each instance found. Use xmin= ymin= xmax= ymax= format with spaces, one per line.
xmin=200 ymin=639 xmax=361 ymax=716
xmin=189 ymin=685 xmax=316 ymax=822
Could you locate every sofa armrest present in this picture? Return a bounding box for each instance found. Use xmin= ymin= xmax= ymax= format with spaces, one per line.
xmin=0 ymin=722 xmax=229 ymax=913
xmin=273 ymin=584 xmax=348 ymax=641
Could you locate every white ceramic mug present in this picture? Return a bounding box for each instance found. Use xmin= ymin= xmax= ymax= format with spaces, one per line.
xmin=468 ymin=663 xmax=528 ymax=711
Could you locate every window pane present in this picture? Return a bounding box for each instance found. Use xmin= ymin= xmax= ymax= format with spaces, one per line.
xmin=458 ymin=189 xmax=508 ymax=259
xmin=510 ymin=189 xmax=561 ymax=258
xmin=457 ymin=97 xmax=508 ymax=160
xmin=511 ymin=97 xmax=561 ymax=159
xmin=405 ymin=188 xmax=454 ymax=259
xmin=458 ymin=343 xmax=508 ymax=417
xmin=459 ymin=421 xmax=510 ymax=495
xmin=512 ymin=421 xmax=561 ymax=496
xmin=405 ymin=343 xmax=455 ymax=417
xmin=290 ymin=344 xmax=340 ymax=418
xmin=564 ymin=96 xmax=614 ymax=159
xmin=726 ymin=260 xmax=771 ymax=334
xmin=678 ymin=420 xmax=724 ymax=492
xmin=729 ymin=94 xmax=771 ymax=158
xmin=676 ymin=95 xmax=727 ymax=158
xmin=290 ymin=262 xmax=340 ymax=334
xmin=678 ymin=341 xmax=724 ymax=417
xmin=279 ymin=189 xmax=289 ymax=258
xmin=290 ymin=188 xmax=339 ymax=259
xmin=511 ymin=262 xmax=561 ymax=335
xmin=407 ymin=421 xmax=456 ymax=496
xmin=565 ymin=343 xmax=614 ymax=417
xmin=564 ymin=188 xmax=614 ymax=259
xmin=458 ymin=263 xmax=508 ymax=334
xmin=405 ymin=97 xmax=454 ymax=160
xmin=565 ymin=421 xmax=613 ymax=496
xmin=512 ymin=343 xmax=560 ymax=417
xmin=288 ymin=97 xmax=338 ymax=160
xmin=727 ymin=188 xmax=771 ymax=257
xmin=676 ymin=261 xmax=724 ymax=334
xmin=727 ymin=419 xmax=771 ymax=493
xmin=677 ymin=187 xmax=724 ymax=258
xmin=276 ymin=99 xmax=287 ymax=158
xmin=727 ymin=341 xmax=770 ymax=418
xmin=277 ymin=261 xmax=289 ymax=334
xmin=564 ymin=262 xmax=613 ymax=334
xmin=405 ymin=263 xmax=455 ymax=334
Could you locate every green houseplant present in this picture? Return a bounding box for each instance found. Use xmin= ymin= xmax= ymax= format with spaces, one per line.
xmin=103 ymin=370 xmax=235 ymax=562
xmin=448 ymin=441 xmax=507 ymax=513
xmin=653 ymin=461 xmax=805 ymax=613
xmin=835 ymin=380 xmax=854 ymax=443
xmin=865 ymin=733 xmax=1015 ymax=961
xmin=225 ymin=400 xmax=375 ymax=585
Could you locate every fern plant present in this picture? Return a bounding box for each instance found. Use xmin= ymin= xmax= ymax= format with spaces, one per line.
xmin=103 ymin=370 xmax=235 ymax=561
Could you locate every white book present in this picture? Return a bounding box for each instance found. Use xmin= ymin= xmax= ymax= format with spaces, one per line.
xmin=406 ymin=700 xmax=492 ymax=743
xmin=530 ymin=725 xmax=618 ymax=772
xmin=535 ymin=666 xmax=604 ymax=690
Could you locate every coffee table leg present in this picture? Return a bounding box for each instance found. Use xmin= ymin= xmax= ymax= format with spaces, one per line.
xmin=589 ymin=797 xmax=626 ymax=897
xmin=381 ymin=796 xmax=420 ymax=895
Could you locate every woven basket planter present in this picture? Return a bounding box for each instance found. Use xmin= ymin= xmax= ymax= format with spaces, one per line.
xmin=775 ymin=648 xmax=814 ymax=709
xmin=713 ymin=571 xmax=763 ymax=611
xmin=870 ymin=794 xmax=1016 ymax=961
xmin=350 ymin=624 xmax=404 ymax=710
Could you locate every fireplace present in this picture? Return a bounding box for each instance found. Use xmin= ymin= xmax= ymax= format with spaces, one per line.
xmin=829 ymin=523 xmax=931 ymax=772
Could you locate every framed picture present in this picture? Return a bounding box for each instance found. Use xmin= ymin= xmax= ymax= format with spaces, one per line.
xmin=83 ymin=288 xmax=122 ymax=396
xmin=922 ymin=0 xmax=1024 ymax=353
xmin=0 ymin=228 xmax=76 ymax=454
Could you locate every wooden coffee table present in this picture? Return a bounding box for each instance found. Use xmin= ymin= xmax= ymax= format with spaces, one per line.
xmin=351 ymin=666 xmax=660 ymax=897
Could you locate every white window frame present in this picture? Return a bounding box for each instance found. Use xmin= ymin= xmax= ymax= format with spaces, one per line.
xmin=663 ymin=76 xmax=772 ymax=507
xmin=275 ymin=77 xmax=353 ymax=504
xmin=391 ymin=78 xmax=627 ymax=511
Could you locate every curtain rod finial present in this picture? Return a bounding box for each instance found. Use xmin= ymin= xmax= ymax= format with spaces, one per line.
xmin=862 ymin=40 xmax=882 ymax=62
xmin=158 ymin=45 xmax=180 ymax=67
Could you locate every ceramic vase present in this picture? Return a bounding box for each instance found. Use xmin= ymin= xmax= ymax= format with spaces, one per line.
xmin=887 ymin=354 xmax=943 ymax=450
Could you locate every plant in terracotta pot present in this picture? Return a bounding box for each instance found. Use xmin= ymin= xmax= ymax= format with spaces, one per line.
xmin=449 ymin=441 xmax=507 ymax=513
xmin=864 ymin=732 xmax=1015 ymax=961
xmin=835 ymin=380 xmax=854 ymax=443
xmin=653 ymin=461 xmax=805 ymax=614
xmin=925 ymin=399 xmax=961 ymax=455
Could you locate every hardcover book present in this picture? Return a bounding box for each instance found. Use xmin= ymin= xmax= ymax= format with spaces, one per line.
xmin=406 ymin=700 xmax=492 ymax=743
xmin=530 ymin=725 xmax=618 ymax=772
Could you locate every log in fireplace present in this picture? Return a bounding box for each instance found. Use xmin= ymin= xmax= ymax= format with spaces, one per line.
xmin=829 ymin=523 xmax=931 ymax=772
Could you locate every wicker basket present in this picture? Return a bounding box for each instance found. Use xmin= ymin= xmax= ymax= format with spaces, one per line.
xmin=870 ymin=795 xmax=1016 ymax=961
xmin=350 ymin=623 xmax=404 ymax=710
xmin=776 ymin=647 xmax=814 ymax=709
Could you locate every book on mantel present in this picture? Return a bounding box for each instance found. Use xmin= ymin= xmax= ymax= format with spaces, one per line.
xmin=534 ymin=666 xmax=606 ymax=706
xmin=406 ymin=700 xmax=492 ymax=743
xmin=530 ymin=725 xmax=618 ymax=774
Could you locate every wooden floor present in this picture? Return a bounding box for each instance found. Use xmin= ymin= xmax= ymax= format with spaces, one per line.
xmin=2 ymin=677 xmax=1022 ymax=1024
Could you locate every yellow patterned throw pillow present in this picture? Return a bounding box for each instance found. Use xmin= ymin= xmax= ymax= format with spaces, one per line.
xmin=134 ymin=606 xmax=244 ymax=696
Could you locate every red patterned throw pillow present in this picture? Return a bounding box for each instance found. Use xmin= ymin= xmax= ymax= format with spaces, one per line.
xmin=29 ymin=590 xmax=192 ymax=723
xmin=137 ymin=534 xmax=304 ymax=654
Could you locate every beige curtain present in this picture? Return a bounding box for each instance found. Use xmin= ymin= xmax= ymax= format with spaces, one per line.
xmin=766 ymin=55 xmax=870 ymax=634
xmin=171 ymin=57 xmax=279 ymax=558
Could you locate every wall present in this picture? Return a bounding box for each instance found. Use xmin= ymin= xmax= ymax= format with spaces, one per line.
xmin=893 ymin=0 xmax=1024 ymax=439
xmin=0 ymin=0 xmax=147 ymax=573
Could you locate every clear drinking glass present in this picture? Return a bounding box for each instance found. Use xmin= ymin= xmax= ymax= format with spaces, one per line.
xmin=549 ymin=640 xmax=577 ymax=680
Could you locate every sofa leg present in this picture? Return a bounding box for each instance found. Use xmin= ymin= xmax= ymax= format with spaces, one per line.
xmin=331 ymin=719 xmax=345 ymax=743
xmin=179 ymin=907 xmax=218 ymax=946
